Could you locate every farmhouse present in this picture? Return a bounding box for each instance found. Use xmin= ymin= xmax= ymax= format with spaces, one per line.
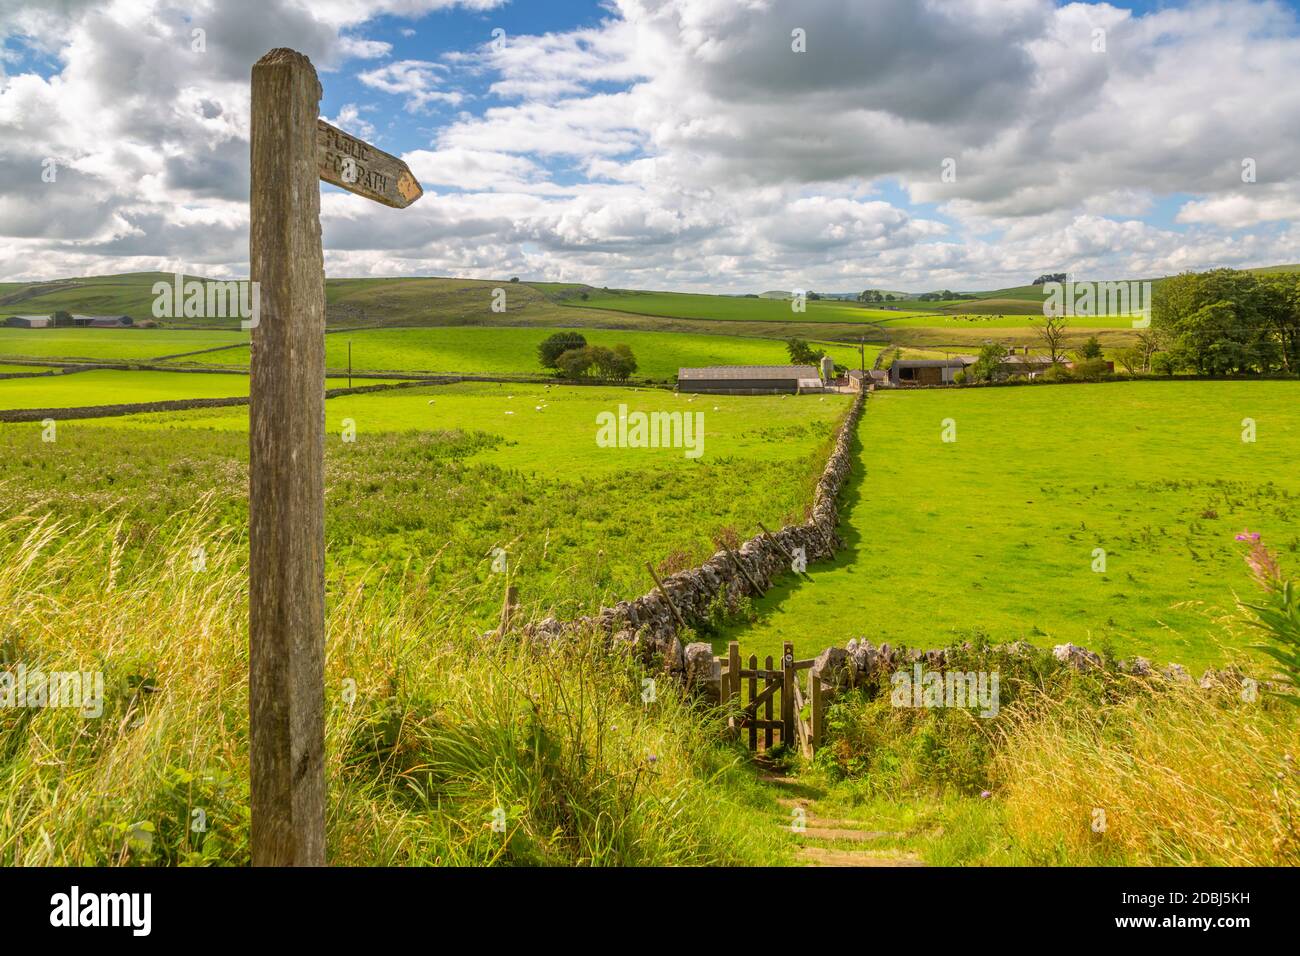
xmin=889 ymin=357 xmax=974 ymax=386
xmin=998 ymin=350 xmax=1062 ymax=379
xmin=70 ymin=314 xmax=133 ymax=328
xmin=677 ymin=365 xmax=820 ymax=395
xmin=5 ymin=315 xmax=51 ymax=328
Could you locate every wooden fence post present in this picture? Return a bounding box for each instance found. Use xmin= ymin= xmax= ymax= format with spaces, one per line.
xmin=761 ymin=654 xmax=772 ymax=751
xmin=810 ymin=669 xmax=824 ymax=753
xmin=781 ymin=641 xmax=795 ymax=750
xmin=248 ymin=48 xmax=327 ymax=867
xmin=498 ymin=584 xmax=519 ymax=636
xmin=727 ymin=641 xmax=741 ymax=737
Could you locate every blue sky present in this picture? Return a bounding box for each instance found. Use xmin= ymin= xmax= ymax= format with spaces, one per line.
xmin=0 ymin=0 xmax=1297 ymax=290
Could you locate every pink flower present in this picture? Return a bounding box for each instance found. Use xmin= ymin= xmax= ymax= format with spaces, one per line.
xmin=1235 ymin=529 xmax=1262 ymax=542
xmin=1245 ymin=542 xmax=1282 ymax=591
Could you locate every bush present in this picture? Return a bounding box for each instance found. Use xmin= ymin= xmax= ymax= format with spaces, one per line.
xmin=554 ymin=346 xmax=595 ymax=378
xmin=1071 ymin=357 xmax=1111 ymax=381
xmin=538 ymin=332 xmax=587 ymax=369
xmin=592 ymin=344 xmax=637 ymax=381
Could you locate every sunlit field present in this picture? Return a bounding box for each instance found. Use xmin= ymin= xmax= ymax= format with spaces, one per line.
xmin=726 ymin=381 xmax=1300 ymax=667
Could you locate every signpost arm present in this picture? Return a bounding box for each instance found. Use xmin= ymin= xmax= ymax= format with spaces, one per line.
xmin=249 ymin=47 xmax=327 ymax=867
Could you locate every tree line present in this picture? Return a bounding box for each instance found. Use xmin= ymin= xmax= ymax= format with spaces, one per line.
xmin=537 ymin=332 xmax=638 ymax=380
xmin=1151 ymin=268 xmax=1300 ymax=375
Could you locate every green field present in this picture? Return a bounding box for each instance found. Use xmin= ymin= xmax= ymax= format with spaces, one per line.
xmin=0 ymin=364 xmax=55 ymax=374
xmin=167 ymin=326 xmax=871 ymax=379
xmin=3 ymin=383 xmax=850 ymax=621
xmin=725 ymin=381 xmax=1300 ymax=668
xmin=865 ymin=310 xmax=1136 ymax=329
xmin=0 ymin=328 xmax=246 ymax=362
xmin=0 ymin=369 xmax=354 ymax=409
xmin=89 ymin=381 xmax=850 ymax=474
xmin=570 ymin=290 xmax=893 ymax=324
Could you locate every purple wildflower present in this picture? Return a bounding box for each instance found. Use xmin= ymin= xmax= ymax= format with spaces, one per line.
xmin=1245 ymin=541 xmax=1282 ymax=591
xmin=1235 ymin=529 xmax=1262 ymax=542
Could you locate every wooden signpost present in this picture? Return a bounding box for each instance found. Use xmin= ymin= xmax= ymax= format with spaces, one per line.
xmin=248 ymin=47 xmax=422 ymax=866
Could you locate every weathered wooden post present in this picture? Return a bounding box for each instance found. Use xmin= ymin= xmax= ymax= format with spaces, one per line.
xmin=498 ymin=584 xmax=519 ymax=636
xmin=727 ymin=641 xmax=741 ymax=737
xmin=249 ymin=48 xmax=328 ymax=868
xmin=781 ymin=641 xmax=795 ymax=749
xmin=248 ymin=47 xmax=422 ymax=867
xmin=810 ymin=668 xmax=824 ymax=753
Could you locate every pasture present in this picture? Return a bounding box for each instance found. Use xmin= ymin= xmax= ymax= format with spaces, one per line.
xmin=0 ymin=328 xmax=246 ymax=363
xmin=0 ymin=369 xmax=354 ymax=410
xmin=570 ymin=290 xmax=894 ymax=324
xmin=169 ymin=326 xmax=872 ymax=380
xmin=725 ymin=381 xmax=1300 ymax=668
xmin=3 ymin=383 xmax=851 ymax=623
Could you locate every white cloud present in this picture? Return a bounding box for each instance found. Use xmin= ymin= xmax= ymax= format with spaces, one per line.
xmin=358 ymin=59 xmax=463 ymax=111
xmin=0 ymin=0 xmax=1297 ymax=290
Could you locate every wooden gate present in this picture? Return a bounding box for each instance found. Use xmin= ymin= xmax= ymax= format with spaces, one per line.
xmin=717 ymin=641 xmax=825 ymax=756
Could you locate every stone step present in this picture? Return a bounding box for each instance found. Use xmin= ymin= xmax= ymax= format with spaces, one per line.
xmin=796 ymin=846 xmax=925 ymax=868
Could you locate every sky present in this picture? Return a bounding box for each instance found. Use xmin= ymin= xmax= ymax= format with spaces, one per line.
xmin=0 ymin=0 xmax=1297 ymax=293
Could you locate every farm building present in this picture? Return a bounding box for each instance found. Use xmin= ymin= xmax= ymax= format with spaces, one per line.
xmin=997 ymin=351 xmax=1063 ymax=379
xmin=889 ymin=357 xmax=974 ymax=386
xmin=677 ymin=365 xmax=820 ymax=394
xmin=5 ymin=315 xmax=52 ymax=328
xmin=70 ymin=314 xmax=133 ymax=328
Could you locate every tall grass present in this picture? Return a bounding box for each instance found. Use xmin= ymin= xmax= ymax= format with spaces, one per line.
xmin=993 ymin=678 xmax=1299 ymax=865
xmin=0 ymin=501 xmax=785 ymax=866
xmin=812 ymin=643 xmax=1299 ymax=865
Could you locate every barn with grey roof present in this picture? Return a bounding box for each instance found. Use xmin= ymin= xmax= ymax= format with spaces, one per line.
xmin=677 ymin=365 xmax=820 ymax=394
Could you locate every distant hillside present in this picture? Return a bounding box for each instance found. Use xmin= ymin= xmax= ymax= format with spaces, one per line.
xmin=0 ymin=273 xmax=606 ymax=330
xmin=2 ymin=264 xmax=1296 ymax=331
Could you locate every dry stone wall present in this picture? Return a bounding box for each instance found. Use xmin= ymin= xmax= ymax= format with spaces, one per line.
xmin=524 ymin=390 xmax=866 ymax=672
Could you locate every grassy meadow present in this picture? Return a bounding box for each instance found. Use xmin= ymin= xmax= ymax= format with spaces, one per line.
xmin=0 ymin=370 xmax=358 ymax=410
xmin=3 ymin=381 xmax=851 ymax=622
xmin=0 ymin=374 xmax=851 ymax=865
xmin=725 ymin=381 xmax=1300 ymax=668
xmin=0 ymin=506 xmax=797 ymax=865
xmin=0 ymin=328 xmax=247 ymax=363
xmin=169 ymin=326 xmax=872 ymax=381
xmin=571 ymin=290 xmax=895 ymax=324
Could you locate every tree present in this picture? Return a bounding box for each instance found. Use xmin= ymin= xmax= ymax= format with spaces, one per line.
xmin=1153 ymin=268 xmax=1275 ymax=375
xmin=1257 ymin=272 xmax=1300 ymax=373
xmin=1035 ymin=314 xmax=1069 ymax=364
xmin=1076 ymin=335 xmax=1104 ymax=361
xmin=611 ymin=343 xmax=637 ymax=379
xmin=785 ymin=337 xmax=825 ymax=365
xmin=970 ymin=342 xmax=1008 ymax=382
xmin=592 ymin=344 xmax=637 ymax=381
xmin=538 ymin=331 xmax=587 ymax=369
xmin=1154 ymin=348 xmax=1185 ymax=374
xmin=1115 ymin=346 xmax=1145 ymax=375
xmin=1135 ymin=328 xmax=1164 ymax=371
xmin=555 ymin=346 xmax=595 ymax=378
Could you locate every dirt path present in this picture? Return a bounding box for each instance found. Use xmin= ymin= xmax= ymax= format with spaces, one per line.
xmin=759 ymin=773 xmax=925 ymax=868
